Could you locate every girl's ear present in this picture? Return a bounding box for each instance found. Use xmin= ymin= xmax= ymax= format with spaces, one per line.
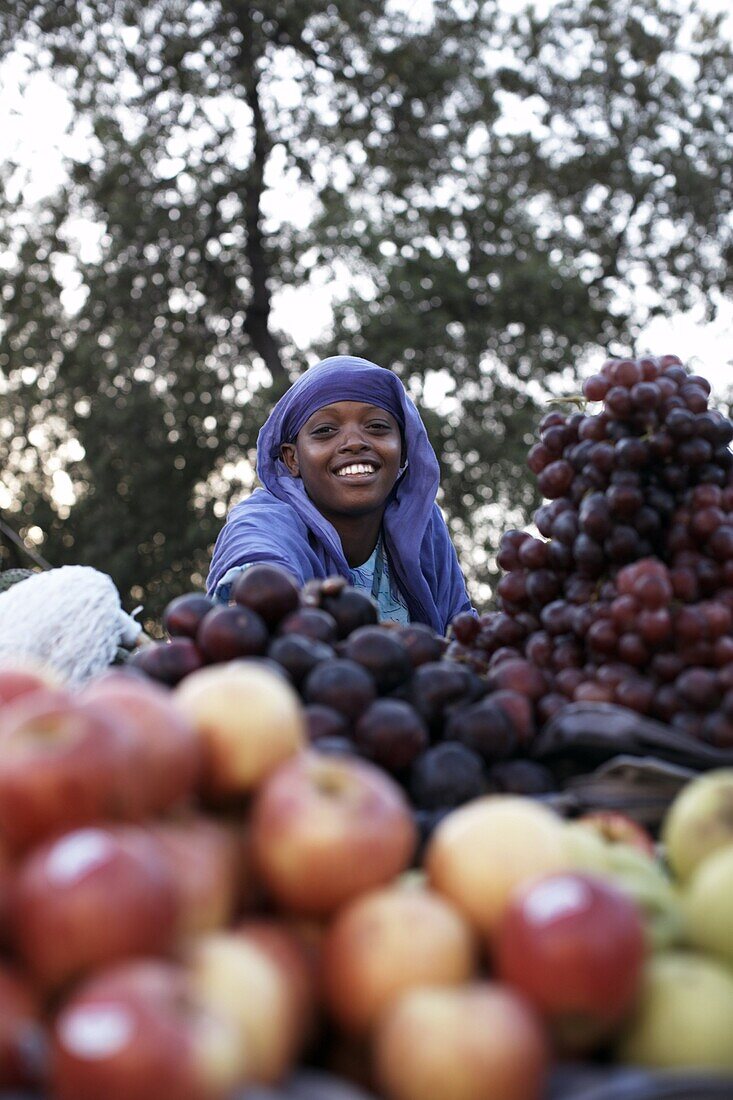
xmin=280 ymin=442 xmax=300 ymax=476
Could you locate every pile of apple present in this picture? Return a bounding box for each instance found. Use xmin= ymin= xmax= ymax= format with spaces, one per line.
xmin=1 ymin=653 xmax=733 ymax=1100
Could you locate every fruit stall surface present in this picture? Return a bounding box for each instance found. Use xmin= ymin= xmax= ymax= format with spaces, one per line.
xmin=1 ymin=354 xmax=733 ymax=1100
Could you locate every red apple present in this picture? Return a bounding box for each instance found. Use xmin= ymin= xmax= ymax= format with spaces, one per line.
xmin=250 ymin=751 xmax=417 ymax=917
xmin=374 ymin=981 xmax=549 ymax=1100
xmin=187 ymin=930 xmax=305 ymax=1085
xmin=173 ymin=661 xmax=306 ymax=799
xmin=9 ymin=825 xmax=180 ymax=993
xmin=80 ymin=670 xmax=202 ymax=816
xmin=321 ymin=879 xmax=477 ymax=1036
xmin=495 ymin=871 xmax=646 ymax=1053
xmin=51 ymin=959 xmax=247 ymax=1100
xmin=0 ymin=837 xmax=13 ymax=947
xmin=235 ymin=917 xmax=319 ymax=1052
xmin=576 ymin=811 xmax=657 ymax=858
xmin=0 ymin=690 xmax=143 ymax=853
xmin=0 ymin=964 xmax=43 ymax=1088
xmin=147 ymin=816 xmax=246 ymax=939
xmin=0 ymin=662 xmax=61 ymax=706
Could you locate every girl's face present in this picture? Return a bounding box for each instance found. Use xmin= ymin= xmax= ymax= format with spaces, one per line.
xmin=280 ymin=401 xmax=403 ymax=524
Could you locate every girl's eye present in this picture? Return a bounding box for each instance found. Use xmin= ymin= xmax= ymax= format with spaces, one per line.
xmin=311 ymin=425 xmax=335 ymax=435
xmin=369 ymin=422 xmax=391 ymax=431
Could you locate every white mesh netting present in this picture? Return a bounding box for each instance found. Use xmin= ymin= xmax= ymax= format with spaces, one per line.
xmin=0 ymin=565 xmax=141 ymax=686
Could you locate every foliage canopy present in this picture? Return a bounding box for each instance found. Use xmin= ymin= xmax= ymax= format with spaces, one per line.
xmin=0 ymin=0 xmax=730 ymax=622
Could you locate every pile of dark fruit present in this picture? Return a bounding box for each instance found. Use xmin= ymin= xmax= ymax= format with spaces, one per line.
xmin=446 ymin=354 xmax=733 ymax=747
xmin=133 ymin=568 xmax=555 ymax=836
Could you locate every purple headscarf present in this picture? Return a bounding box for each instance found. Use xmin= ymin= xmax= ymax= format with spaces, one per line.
xmin=207 ymin=355 xmax=474 ymax=633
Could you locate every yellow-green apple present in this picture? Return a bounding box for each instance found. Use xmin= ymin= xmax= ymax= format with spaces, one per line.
xmin=425 ymin=795 xmax=568 ymax=939
xmin=250 ymin=751 xmax=417 ymax=917
xmin=50 ymin=959 xmax=247 ymax=1100
xmin=80 ymin=670 xmax=202 ymax=816
xmin=562 ymin=820 xmax=684 ymax=953
xmin=661 ymin=769 xmax=733 ymax=881
xmin=0 ymin=690 xmax=142 ymax=853
xmin=9 ymin=825 xmax=179 ymax=993
xmin=187 ymin=930 xmax=305 ymax=1085
xmin=0 ymin=662 xmax=61 ymax=705
xmin=681 ymin=844 xmax=733 ymax=966
xmin=147 ymin=816 xmax=246 ymax=940
xmin=173 ymin=661 xmax=306 ymax=799
xmin=0 ymin=964 xmax=43 ymax=1088
xmin=321 ymin=880 xmax=477 ymax=1036
xmin=615 ymin=951 xmax=733 ymax=1072
xmin=576 ymin=812 xmax=656 ymax=858
xmin=373 ymin=981 xmax=549 ymax=1100
xmin=495 ymin=872 xmax=646 ymax=1053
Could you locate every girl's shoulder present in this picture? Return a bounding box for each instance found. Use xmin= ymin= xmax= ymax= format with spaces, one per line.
xmin=227 ymin=487 xmax=308 ymax=530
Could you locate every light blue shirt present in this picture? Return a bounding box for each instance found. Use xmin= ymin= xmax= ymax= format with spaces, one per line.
xmin=348 ymin=537 xmax=410 ymax=625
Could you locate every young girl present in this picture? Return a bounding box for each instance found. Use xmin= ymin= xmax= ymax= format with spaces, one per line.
xmin=207 ymin=355 xmax=474 ymax=634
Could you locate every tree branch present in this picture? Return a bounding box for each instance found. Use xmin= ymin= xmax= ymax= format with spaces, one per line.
xmin=237 ymin=5 xmax=287 ymax=387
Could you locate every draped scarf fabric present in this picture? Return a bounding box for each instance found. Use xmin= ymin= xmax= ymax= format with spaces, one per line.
xmin=206 ymin=355 xmax=473 ymax=633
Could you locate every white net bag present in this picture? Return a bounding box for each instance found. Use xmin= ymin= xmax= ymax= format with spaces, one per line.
xmin=0 ymin=565 xmax=141 ymax=686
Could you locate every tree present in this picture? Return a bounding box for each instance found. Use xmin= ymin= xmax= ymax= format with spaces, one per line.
xmin=0 ymin=0 xmax=730 ymax=621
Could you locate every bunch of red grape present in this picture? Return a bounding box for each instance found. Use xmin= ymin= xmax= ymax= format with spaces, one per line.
xmin=133 ymin=567 xmax=555 ymax=841
xmin=447 ymin=354 xmax=733 ymax=746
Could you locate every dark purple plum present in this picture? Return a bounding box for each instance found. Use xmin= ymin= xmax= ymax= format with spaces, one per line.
xmin=320 ymin=586 xmax=379 ymax=638
xmin=407 ymin=661 xmax=476 ymax=733
xmin=231 ymin=563 xmax=300 ymax=628
xmin=444 ymin=698 xmax=518 ymax=764
xmin=127 ymin=638 xmax=204 ymax=685
xmin=196 ymin=604 xmax=270 ymax=662
xmin=353 ymin=699 xmax=428 ymax=772
xmin=267 ymin=634 xmax=335 ymax=687
xmin=393 ymin=623 xmax=448 ymax=667
xmin=162 ymin=592 xmax=215 ymax=639
xmin=408 ymin=742 xmax=486 ymax=810
xmin=342 ymin=626 xmax=413 ymax=693
xmin=278 ymin=608 xmax=339 ymax=644
xmin=487 ymin=759 xmax=555 ymax=795
xmin=303 ymin=704 xmax=351 ymax=743
xmin=303 ymin=659 xmax=377 ymax=720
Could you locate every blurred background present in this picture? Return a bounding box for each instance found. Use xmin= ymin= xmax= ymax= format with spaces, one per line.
xmin=0 ymin=0 xmax=731 ymax=629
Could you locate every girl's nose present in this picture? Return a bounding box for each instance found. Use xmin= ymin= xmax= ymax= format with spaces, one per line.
xmin=339 ymin=425 xmax=368 ymax=450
